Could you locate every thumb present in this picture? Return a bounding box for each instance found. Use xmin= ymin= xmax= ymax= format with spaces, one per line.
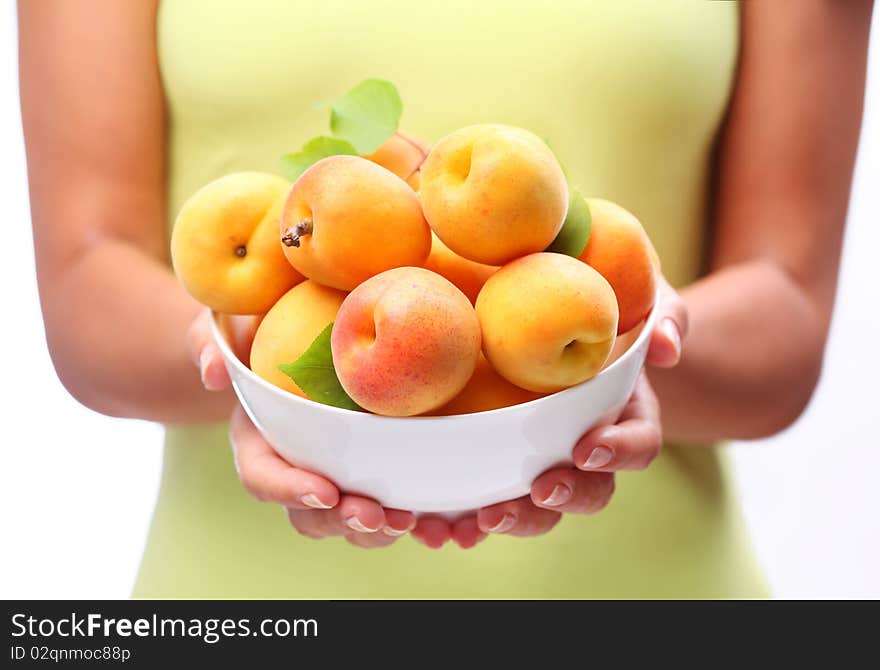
xmin=646 ymin=277 xmax=688 ymax=368
xmin=187 ymin=308 xmax=231 ymax=391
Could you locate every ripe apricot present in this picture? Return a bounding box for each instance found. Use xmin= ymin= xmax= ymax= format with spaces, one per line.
xmin=578 ymin=198 xmax=657 ymax=334
xmin=331 ymin=267 xmax=481 ymax=417
xmin=363 ymin=131 xmax=428 ymax=190
xmin=171 ymin=172 xmax=304 ymax=314
xmin=427 ymin=354 xmax=545 ymax=416
xmin=476 ymin=253 xmax=618 ymax=393
xmin=419 ymin=124 xmax=568 ymax=265
xmin=250 ymin=280 xmax=347 ymax=397
xmin=422 ymin=233 xmax=498 ymax=305
xmin=280 ymin=156 xmax=431 ymax=291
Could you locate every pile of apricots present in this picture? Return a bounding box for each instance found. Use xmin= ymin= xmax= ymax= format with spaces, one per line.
xmin=171 ymin=124 xmax=658 ymax=417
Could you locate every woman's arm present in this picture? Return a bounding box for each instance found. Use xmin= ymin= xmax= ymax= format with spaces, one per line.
xmin=651 ymin=0 xmax=874 ymax=442
xmin=19 ymin=0 xmax=233 ymax=422
xmin=20 ymin=3 xmax=415 ymax=546
xmin=449 ymin=0 xmax=875 ymax=546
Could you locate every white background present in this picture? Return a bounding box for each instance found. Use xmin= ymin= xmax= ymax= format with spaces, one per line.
xmin=1 ymin=5 xmax=878 ymax=599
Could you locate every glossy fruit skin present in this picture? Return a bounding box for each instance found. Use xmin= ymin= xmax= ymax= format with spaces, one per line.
xmin=280 ymin=155 xmax=431 ymax=292
xmin=476 ymin=252 xmax=619 ymax=393
xmin=363 ymin=131 xmax=428 ymax=190
xmin=578 ymin=198 xmax=657 ymax=334
xmin=422 ymin=233 xmax=498 ymax=305
xmin=419 ymin=124 xmax=568 ymax=265
xmin=331 ymin=267 xmax=481 ymax=417
xmin=171 ymin=172 xmax=304 ymax=314
xmin=249 ymin=281 xmax=347 ymax=397
xmin=426 ymin=354 xmax=545 ymax=416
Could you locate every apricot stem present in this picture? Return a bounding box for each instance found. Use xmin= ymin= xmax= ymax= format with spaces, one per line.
xmin=281 ymin=218 xmax=313 ymax=248
xmin=235 ymin=245 xmax=247 ymax=257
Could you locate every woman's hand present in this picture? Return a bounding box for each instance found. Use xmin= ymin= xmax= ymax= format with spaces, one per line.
xmin=186 ymin=309 xmax=256 ymax=392
xmin=230 ymin=405 xmax=416 ymax=547
xmin=415 ymin=278 xmax=689 ymax=550
xmin=189 ymin=308 xmax=416 ymax=547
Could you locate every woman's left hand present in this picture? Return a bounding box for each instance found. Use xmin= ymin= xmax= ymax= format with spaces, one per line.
xmin=412 ymin=276 xmax=688 ymax=550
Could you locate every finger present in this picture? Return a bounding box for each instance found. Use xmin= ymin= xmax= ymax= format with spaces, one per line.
xmin=382 ymin=509 xmax=417 ymax=538
xmin=285 ymin=494 xmax=386 ymax=539
xmin=230 ymin=405 xmax=340 ymax=509
xmin=187 ymin=309 xmax=231 ymax=391
xmin=293 ymin=494 xmax=385 ymax=536
xmin=345 ymin=531 xmax=401 ymax=549
xmin=345 ymin=508 xmax=414 ymax=549
xmin=477 ymin=497 xmax=561 ymax=537
xmin=530 ymin=468 xmax=616 ymax=514
xmin=574 ymin=375 xmax=662 ymax=471
xmin=336 ymin=495 xmax=387 ymax=534
xmin=412 ymin=516 xmax=452 ymax=549
xmin=226 ymin=314 xmax=262 ymax=363
xmin=451 ymin=516 xmax=487 ymax=549
xmin=646 ymin=278 xmax=688 ymax=368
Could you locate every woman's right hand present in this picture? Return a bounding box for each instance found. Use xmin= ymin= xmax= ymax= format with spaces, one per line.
xmin=187 ymin=308 xmax=416 ymax=548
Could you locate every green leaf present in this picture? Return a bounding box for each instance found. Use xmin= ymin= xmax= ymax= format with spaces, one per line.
xmin=280 ymin=136 xmax=358 ymax=181
xmin=277 ymin=323 xmax=362 ymax=411
xmin=546 ymin=188 xmax=592 ymax=257
xmin=329 ymin=79 xmax=402 ymax=154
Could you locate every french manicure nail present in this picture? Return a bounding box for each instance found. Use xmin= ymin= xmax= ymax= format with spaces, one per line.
xmin=300 ymin=493 xmax=332 ymax=510
xmin=541 ymin=483 xmax=573 ymax=507
xmin=583 ymin=445 xmax=613 ymax=469
xmin=383 ymin=527 xmax=408 ymax=537
xmin=487 ymin=513 xmax=517 ymax=534
xmin=662 ymin=318 xmax=681 ymax=360
xmin=346 ymin=516 xmax=379 ymax=533
xmin=199 ymin=349 xmax=211 ymax=385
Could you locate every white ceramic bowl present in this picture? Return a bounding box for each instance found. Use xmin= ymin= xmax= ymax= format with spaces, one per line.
xmin=212 ymin=301 xmax=657 ymax=516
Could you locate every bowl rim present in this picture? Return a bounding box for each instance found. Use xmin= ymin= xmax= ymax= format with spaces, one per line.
xmin=211 ymin=286 xmax=660 ymax=423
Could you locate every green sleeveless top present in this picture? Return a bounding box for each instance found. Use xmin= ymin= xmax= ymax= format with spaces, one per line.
xmin=135 ymin=0 xmax=767 ymax=598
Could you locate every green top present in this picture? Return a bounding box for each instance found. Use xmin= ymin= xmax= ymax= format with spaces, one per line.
xmin=135 ymin=0 xmax=767 ymax=598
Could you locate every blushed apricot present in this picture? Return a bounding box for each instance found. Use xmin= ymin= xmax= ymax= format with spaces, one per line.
xmin=578 ymin=198 xmax=657 ymax=334
xmin=280 ymin=156 xmax=431 ymax=291
xmin=331 ymin=267 xmax=481 ymax=417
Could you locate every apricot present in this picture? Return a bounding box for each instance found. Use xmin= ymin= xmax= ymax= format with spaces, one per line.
xmin=331 ymin=267 xmax=481 ymax=417
xmin=171 ymin=172 xmax=304 ymax=314
xmin=600 ymin=325 xmax=642 ymax=372
xmin=422 ymin=233 xmax=498 ymax=305
xmin=363 ymin=131 xmax=428 ymax=190
xmin=476 ymin=253 xmax=618 ymax=393
xmin=427 ymin=354 xmax=545 ymax=416
xmin=578 ymin=198 xmax=657 ymax=334
xmin=419 ymin=124 xmax=568 ymax=265
xmin=250 ymin=280 xmax=347 ymax=397
xmin=280 ymin=156 xmax=431 ymax=291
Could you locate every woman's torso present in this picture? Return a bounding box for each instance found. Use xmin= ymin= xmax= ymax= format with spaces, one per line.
xmin=135 ymin=0 xmax=766 ymax=598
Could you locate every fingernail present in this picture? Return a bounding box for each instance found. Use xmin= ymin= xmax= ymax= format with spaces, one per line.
xmin=583 ymin=445 xmax=614 ymax=469
xmin=541 ymin=483 xmax=573 ymax=507
xmin=383 ymin=526 xmax=408 ymax=537
xmin=345 ymin=516 xmax=379 ymax=533
xmin=300 ymin=493 xmax=332 ymax=510
xmin=199 ymin=349 xmax=211 ymax=385
xmin=662 ymin=318 xmax=681 ymax=360
xmin=487 ymin=513 xmax=517 ymax=534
